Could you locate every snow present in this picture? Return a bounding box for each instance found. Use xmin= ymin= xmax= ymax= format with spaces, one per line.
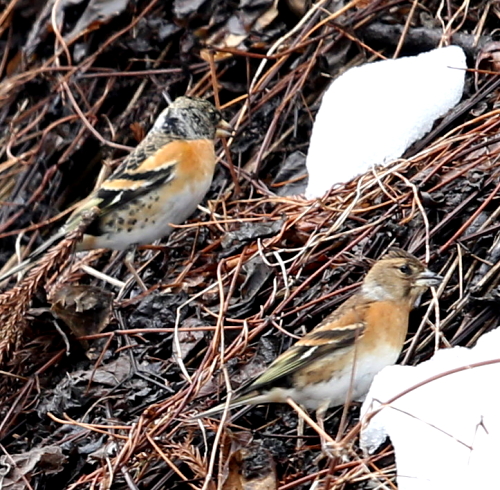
xmin=305 ymin=46 xmax=467 ymax=199
xmin=360 ymin=327 xmax=500 ymax=490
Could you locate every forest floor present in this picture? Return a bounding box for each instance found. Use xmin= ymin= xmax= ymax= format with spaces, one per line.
xmin=0 ymin=0 xmax=499 ymax=488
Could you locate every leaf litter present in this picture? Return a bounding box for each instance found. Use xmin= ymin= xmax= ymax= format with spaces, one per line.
xmin=0 ymin=0 xmax=499 ymax=488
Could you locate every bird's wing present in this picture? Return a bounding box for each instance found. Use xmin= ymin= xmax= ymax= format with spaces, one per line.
xmin=243 ymin=318 xmax=366 ymax=394
xmin=66 ymin=135 xmax=182 ymax=227
xmin=0 ymin=136 xmax=180 ymax=283
xmin=194 ymin=300 xmax=370 ymax=418
xmin=194 ymin=319 xmax=366 ymax=418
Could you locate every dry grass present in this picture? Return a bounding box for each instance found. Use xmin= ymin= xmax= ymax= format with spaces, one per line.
xmin=0 ymin=0 xmax=499 ymax=488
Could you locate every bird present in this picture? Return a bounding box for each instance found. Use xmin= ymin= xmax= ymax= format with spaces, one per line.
xmin=0 ymin=96 xmax=232 ymax=283
xmin=197 ymin=248 xmax=442 ymax=425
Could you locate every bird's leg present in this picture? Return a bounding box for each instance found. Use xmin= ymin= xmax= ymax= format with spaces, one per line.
xmin=123 ymin=246 xmax=147 ymax=292
xmin=315 ymin=402 xmax=351 ymax=464
xmin=316 ymin=400 xmax=331 ymax=457
xmin=296 ymin=407 xmax=305 ymax=451
xmin=315 ymin=401 xmax=342 ymax=460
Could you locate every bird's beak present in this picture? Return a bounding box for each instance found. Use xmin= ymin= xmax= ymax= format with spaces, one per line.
xmin=216 ymin=119 xmax=233 ymax=138
xmin=415 ymin=269 xmax=443 ymax=288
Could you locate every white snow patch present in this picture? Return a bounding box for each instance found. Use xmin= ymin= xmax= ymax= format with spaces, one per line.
xmin=360 ymin=327 xmax=500 ymax=490
xmin=305 ymin=46 xmax=466 ymax=198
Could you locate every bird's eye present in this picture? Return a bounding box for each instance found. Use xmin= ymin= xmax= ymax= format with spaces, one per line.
xmin=399 ymin=264 xmax=412 ymax=275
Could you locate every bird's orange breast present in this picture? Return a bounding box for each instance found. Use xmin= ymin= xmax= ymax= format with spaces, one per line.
xmin=130 ymin=138 xmax=216 ymax=178
xmin=362 ymin=300 xmax=410 ymax=353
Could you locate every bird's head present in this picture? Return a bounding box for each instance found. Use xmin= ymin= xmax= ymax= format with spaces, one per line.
xmin=152 ymin=96 xmax=232 ymax=140
xmin=361 ymin=248 xmax=442 ymax=306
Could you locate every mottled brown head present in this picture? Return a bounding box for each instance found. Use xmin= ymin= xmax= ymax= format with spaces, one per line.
xmin=361 ymin=247 xmax=442 ymax=306
xmin=152 ymin=96 xmax=231 ymax=140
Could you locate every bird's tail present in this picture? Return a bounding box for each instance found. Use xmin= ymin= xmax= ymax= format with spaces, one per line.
xmin=193 ymin=390 xmax=266 ymax=419
xmin=0 ymin=229 xmax=68 ymax=284
xmin=0 ymin=196 xmax=102 ymax=285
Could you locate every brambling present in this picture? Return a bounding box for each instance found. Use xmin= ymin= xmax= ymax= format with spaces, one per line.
xmin=197 ymin=248 xmax=442 ymax=423
xmin=0 ymin=96 xmax=231 ymax=282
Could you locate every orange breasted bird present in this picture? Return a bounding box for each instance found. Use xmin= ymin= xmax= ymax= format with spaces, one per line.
xmin=197 ymin=248 xmax=442 ymax=423
xmin=0 ymin=96 xmax=231 ymax=283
